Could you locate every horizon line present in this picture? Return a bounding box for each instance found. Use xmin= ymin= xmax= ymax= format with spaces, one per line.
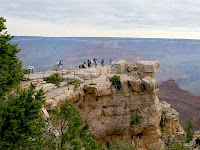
xmin=13 ymin=35 xmax=200 ymax=41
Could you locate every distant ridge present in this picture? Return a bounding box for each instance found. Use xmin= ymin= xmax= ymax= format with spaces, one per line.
xmin=159 ymin=79 xmax=200 ymax=129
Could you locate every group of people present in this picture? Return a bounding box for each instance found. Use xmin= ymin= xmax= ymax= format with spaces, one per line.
xmin=79 ymin=58 xmax=114 ymax=69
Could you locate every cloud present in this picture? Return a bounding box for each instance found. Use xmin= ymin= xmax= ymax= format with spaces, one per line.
xmin=1 ymin=0 xmax=200 ymax=38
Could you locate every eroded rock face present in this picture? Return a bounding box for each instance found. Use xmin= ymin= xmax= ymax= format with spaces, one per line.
xmin=23 ymin=59 xmax=183 ymax=150
xmin=160 ymin=102 xmax=185 ymax=142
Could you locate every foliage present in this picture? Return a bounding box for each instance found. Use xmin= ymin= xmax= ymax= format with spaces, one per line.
xmin=184 ymin=120 xmax=196 ymax=143
xmin=160 ymin=110 xmax=167 ymax=128
xmin=0 ymin=17 xmax=24 ymax=98
xmin=110 ymin=75 xmax=121 ymax=91
xmin=162 ymin=109 xmax=167 ymax=115
xmin=69 ymin=80 xmax=79 ymax=91
xmin=46 ymin=73 xmax=62 ymax=86
xmin=89 ymin=82 xmax=97 ymax=85
xmin=165 ymin=136 xmax=186 ymax=150
xmin=22 ymin=68 xmax=29 ymax=74
xmin=69 ymin=79 xmax=79 ymax=88
xmin=48 ymin=100 xmax=99 ymax=150
xmin=104 ymin=141 xmax=135 ymax=150
xmin=0 ymin=83 xmax=45 ymax=149
xmin=130 ymin=111 xmax=143 ymax=125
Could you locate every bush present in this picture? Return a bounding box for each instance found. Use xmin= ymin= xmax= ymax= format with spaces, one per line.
xmin=160 ymin=109 xmax=167 ymax=128
xmin=130 ymin=111 xmax=143 ymax=125
xmin=110 ymin=75 xmax=121 ymax=91
xmin=165 ymin=136 xmax=186 ymax=150
xmin=89 ymin=83 xmax=97 ymax=85
xmin=23 ymin=68 xmax=29 ymax=74
xmin=46 ymin=73 xmax=62 ymax=86
xmin=162 ymin=109 xmax=167 ymax=115
xmin=69 ymin=79 xmax=79 ymax=88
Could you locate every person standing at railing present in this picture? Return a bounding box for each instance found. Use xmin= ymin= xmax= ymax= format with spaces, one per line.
xmin=101 ymin=59 xmax=104 ymax=67
xmin=111 ymin=60 xmax=115 ymax=69
xmin=94 ymin=58 xmax=97 ymax=68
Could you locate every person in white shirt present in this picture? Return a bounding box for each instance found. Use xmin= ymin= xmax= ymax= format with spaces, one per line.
xmin=111 ymin=60 xmax=115 ymax=68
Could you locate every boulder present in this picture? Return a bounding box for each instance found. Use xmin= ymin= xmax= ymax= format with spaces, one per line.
xmin=41 ymin=107 xmax=49 ymax=120
xmin=137 ymin=61 xmax=160 ymax=73
xmin=115 ymin=60 xmax=128 ymax=74
xmin=45 ymin=99 xmax=57 ymax=110
xmin=142 ymin=76 xmax=158 ymax=94
xmin=129 ymin=79 xmax=142 ymax=92
xmin=97 ymin=81 xmax=112 ymax=96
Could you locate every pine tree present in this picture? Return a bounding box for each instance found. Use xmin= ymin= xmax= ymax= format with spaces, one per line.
xmin=0 ymin=17 xmax=23 ymax=98
xmin=48 ymin=100 xmax=99 ymax=150
xmin=0 ymin=83 xmax=45 ymax=149
xmin=184 ymin=120 xmax=196 ymax=143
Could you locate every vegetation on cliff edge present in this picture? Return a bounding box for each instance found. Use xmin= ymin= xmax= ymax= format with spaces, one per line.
xmin=0 ymin=17 xmax=23 ymax=98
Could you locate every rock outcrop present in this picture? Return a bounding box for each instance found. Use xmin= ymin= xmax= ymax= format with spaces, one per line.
xmin=160 ymin=102 xmax=185 ymax=142
xmin=23 ymin=59 xmax=184 ymax=150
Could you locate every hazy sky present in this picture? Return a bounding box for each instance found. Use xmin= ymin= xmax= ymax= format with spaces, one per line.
xmin=1 ymin=0 xmax=200 ymax=39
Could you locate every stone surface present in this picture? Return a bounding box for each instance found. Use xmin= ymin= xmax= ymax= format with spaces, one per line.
xmin=142 ymin=76 xmax=159 ymax=95
xmin=160 ymin=101 xmax=185 ymax=142
xmin=41 ymin=107 xmax=49 ymax=120
xmin=129 ymin=79 xmax=142 ymax=92
xmin=137 ymin=61 xmax=160 ymax=73
xmin=115 ymin=60 xmax=128 ymax=74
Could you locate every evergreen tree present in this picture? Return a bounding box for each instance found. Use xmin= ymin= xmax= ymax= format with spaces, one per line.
xmin=184 ymin=120 xmax=196 ymax=143
xmin=48 ymin=100 xmax=99 ymax=150
xmin=0 ymin=17 xmax=23 ymax=98
xmin=0 ymin=83 xmax=45 ymax=149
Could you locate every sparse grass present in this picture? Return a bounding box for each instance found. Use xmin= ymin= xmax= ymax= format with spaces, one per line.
xmin=130 ymin=111 xmax=143 ymax=125
xmin=89 ymin=82 xmax=97 ymax=85
xmin=46 ymin=73 xmax=62 ymax=86
xmin=69 ymin=80 xmax=79 ymax=88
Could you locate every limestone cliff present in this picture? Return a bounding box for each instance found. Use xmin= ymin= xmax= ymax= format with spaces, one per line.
xmin=23 ymin=58 xmax=184 ymax=150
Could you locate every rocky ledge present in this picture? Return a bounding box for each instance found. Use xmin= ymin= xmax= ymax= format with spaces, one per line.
xmin=22 ymin=58 xmax=184 ymax=150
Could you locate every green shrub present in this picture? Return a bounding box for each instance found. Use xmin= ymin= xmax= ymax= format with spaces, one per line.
xmin=46 ymin=73 xmax=62 ymax=86
xmin=165 ymin=136 xmax=186 ymax=150
xmin=184 ymin=120 xmax=196 ymax=143
xmin=110 ymin=75 xmax=121 ymax=91
xmin=160 ymin=109 xmax=167 ymax=128
xmin=23 ymin=68 xmax=29 ymax=74
xmin=89 ymin=83 xmax=97 ymax=85
xmin=69 ymin=79 xmax=79 ymax=88
xmin=162 ymin=109 xmax=167 ymax=115
xmin=130 ymin=111 xmax=143 ymax=125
